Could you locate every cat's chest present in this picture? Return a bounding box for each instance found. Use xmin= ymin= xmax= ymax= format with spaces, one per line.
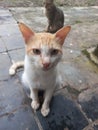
xmin=26 ymin=67 xmax=57 ymax=89
xmin=34 ymin=70 xmax=56 ymax=85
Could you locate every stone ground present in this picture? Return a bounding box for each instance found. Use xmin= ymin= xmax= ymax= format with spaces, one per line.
xmin=0 ymin=1 xmax=98 ymax=130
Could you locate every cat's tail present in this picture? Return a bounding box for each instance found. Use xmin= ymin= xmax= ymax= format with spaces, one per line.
xmin=9 ymin=61 xmax=24 ymax=76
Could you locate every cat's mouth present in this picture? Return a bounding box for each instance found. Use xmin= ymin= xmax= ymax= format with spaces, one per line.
xmin=42 ymin=65 xmax=52 ymax=71
xmin=41 ymin=62 xmax=52 ymax=71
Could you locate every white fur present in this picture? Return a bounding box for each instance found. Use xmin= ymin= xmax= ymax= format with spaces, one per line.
xmin=9 ymin=61 xmax=24 ymax=75
xmin=9 ymin=48 xmax=62 ymax=116
xmin=9 ymin=23 xmax=71 ymax=117
xmin=22 ymin=55 xmax=61 ymax=90
xmin=22 ymin=50 xmax=62 ymax=116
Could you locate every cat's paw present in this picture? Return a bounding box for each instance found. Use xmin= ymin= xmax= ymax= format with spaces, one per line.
xmin=9 ymin=68 xmax=15 ymax=76
xmin=31 ymin=100 xmax=40 ymax=110
xmin=41 ymin=107 xmax=50 ymax=117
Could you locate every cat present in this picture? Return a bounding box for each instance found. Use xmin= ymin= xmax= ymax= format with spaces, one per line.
xmin=44 ymin=0 xmax=64 ymax=33
xmin=9 ymin=23 xmax=71 ymax=117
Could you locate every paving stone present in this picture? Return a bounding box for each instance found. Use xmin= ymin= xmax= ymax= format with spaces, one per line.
xmin=8 ymin=48 xmax=25 ymax=62
xmin=0 ymin=8 xmax=12 ymax=17
xmin=0 ymin=77 xmax=28 ymax=116
xmin=78 ymin=85 xmax=98 ymax=121
xmin=62 ymin=48 xmax=81 ymax=62
xmin=36 ymin=94 xmax=88 ymax=130
xmin=83 ymin=120 xmax=98 ymax=130
xmin=0 ymin=8 xmax=16 ymax=24
xmin=0 ymin=15 xmax=16 ymax=24
xmin=94 ymin=125 xmax=98 ymax=130
xmin=58 ymin=62 xmax=89 ymax=91
xmin=0 ymin=53 xmax=11 ymax=80
xmin=9 ymin=7 xmax=47 ymax=32
xmin=0 ymin=24 xmax=21 ymax=37
xmin=2 ymin=34 xmax=24 ymax=50
xmin=0 ymin=38 xmax=6 ymax=52
xmin=0 ymin=106 xmax=39 ymax=130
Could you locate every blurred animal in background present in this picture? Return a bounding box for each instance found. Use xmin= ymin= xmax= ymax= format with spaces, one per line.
xmin=44 ymin=0 xmax=64 ymax=33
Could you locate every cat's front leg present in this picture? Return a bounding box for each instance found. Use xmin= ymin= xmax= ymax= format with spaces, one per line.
xmin=30 ymin=88 xmax=40 ymax=110
xmin=41 ymin=88 xmax=54 ymax=117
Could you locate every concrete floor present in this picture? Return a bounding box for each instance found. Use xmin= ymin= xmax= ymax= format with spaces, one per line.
xmin=0 ymin=2 xmax=98 ymax=130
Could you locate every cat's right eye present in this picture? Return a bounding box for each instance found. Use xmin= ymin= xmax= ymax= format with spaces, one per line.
xmin=50 ymin=49 xmax=59 ymax=56
xmin=32 ymin=49 xmax=41 ymax=55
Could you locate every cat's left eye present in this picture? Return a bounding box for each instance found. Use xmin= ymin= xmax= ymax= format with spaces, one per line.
xmin=33 ymin=49 xmax=41 ymax=55
xmin=51 ymin=49 xmax=59 ymax=56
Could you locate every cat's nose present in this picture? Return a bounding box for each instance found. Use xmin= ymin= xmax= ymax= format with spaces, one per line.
xmin=43 ymin=62 xmax=50 ymax=68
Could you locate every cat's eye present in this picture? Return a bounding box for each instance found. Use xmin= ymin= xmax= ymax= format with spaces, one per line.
xmin=33 ymin=49 xmax=41 ymax=55
xmin=51 ymin=49 xmax=59 ymax=56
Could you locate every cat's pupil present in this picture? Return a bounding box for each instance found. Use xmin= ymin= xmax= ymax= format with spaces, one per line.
xmin=33 ymin=49 xmax=41 ymax=55
xmin=51 ymin=49 xmax=58 ymax=56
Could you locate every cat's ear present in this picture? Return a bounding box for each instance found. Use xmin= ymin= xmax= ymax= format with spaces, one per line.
xmin=55 ymin=26 xmax=71 ymax=45
xmin=18 ymin=22 xmax=35 ymax=43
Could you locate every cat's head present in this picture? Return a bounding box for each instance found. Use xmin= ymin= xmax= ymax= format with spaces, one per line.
xmin=19 ymin=23 xmax=71 ymax=71
xmin=43 ymin=0 xmax=54 ymax=9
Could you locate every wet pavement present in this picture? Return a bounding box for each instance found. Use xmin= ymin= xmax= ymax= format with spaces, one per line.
xmin=0 ymin=2 xmax=98 ymax=130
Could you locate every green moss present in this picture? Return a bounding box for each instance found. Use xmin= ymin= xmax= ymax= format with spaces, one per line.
xmin=75 ymin=20 xmax=82 ymax=24
xmin=93 ymin=45 xmax=98 ymax=57
xmin=66 ymin=85 xmax=80 ymax=97
xmin=82 ymin=49 xmax=90 ymax=59
xmin=82 ymin=49 xmax=98 ymax=70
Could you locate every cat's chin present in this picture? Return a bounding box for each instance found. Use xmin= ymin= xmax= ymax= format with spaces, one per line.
xmin=42 ymin=67 xmax=51 ymax=71
xmin=42 ymin=66 xmax=52 ymax=71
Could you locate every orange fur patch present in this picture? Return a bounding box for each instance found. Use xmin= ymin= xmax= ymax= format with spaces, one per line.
xmin=26 ymin=33 xmax=62 ymax=55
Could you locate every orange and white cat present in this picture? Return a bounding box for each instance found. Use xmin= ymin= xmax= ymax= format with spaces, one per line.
xmin=9 ymin=23 xmax=71 ymax=116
